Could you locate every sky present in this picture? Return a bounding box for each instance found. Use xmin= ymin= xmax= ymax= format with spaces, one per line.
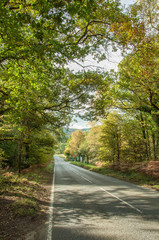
xmin=120 ymin=0 xmax=135 ymax=5
xmin=68 ymin=50 xmax=121 ymax=129
xmin=69 ymin=116 xmax=91 ymax=129
xmin=69 ymin=0 xmax=136 ymax=129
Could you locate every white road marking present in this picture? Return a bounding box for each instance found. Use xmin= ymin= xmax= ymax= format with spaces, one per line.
xmin=71 ymin=169 xmax=93 ymax=184
xmin=99 ymin=187 xmax=142 ymax=214
xmin=65 ymin=161 xmax=142 ymax=214
xmin=81 ymin=176 xmax=93 ymax=183
xmin=71 ymin=169 xmax=80 ymax=175
xmin=47 ymin=169 xmax=55 ymax=240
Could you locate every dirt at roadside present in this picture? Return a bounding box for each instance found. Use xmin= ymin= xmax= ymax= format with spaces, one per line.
xmin=0 ymin=164 xmax=53 ymax=240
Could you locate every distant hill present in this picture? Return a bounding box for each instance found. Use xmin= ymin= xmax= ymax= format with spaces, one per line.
xmin=63 ymin=128 xmax=90 ymax=139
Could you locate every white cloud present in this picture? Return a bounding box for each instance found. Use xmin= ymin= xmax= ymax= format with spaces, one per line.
xmin=69 ymin=117 xmax=90 ymax=129
xmin=120 ymin=0 xmax=136 ymax=6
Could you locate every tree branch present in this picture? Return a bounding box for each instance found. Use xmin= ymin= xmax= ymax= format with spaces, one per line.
xmin=149 ymin=89 xmax=159 ymax=110
xmin=76 ymin=20 xmax=110 ymax=44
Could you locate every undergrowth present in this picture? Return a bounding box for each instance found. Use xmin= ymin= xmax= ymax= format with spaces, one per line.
xmin=0 ymin=161 xmax=54 ymax=218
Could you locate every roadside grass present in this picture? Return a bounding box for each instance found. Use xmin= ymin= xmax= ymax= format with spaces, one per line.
xmin=0 ymin=161 xmax=54 ymax=239
xmin=70 ymin=161 xmax=159 ymax=190
xmin=153 ymin=185 xmax=159 ymax=190
xmin=23 ymin=162 xmax=54 ymax=184
xmin=0 ymin=161 xmax=54 ymax=218
xmin=11 ymin=198 xmax=38 ymax=217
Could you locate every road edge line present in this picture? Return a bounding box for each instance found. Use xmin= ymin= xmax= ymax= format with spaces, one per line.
xmin=47 ymin=166 xmax=55 ymax=240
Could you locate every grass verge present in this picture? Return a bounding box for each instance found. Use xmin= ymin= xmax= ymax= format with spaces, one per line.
xmin=0 ymin=161 xmax=54 ymax=240
xmin=70 ymin=161 xmax=159 ymax=190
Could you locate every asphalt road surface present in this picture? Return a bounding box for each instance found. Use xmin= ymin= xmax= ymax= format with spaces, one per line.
xmin=49 ymin=156 xmax=159 ymax=240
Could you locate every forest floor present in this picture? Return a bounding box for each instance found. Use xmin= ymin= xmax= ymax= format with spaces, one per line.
xmin=0 ymin=162 xmax=53 ymax=240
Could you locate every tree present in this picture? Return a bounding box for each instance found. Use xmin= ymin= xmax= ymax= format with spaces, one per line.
xmin=64 ymin=130 xmax=85 ymax=161
xmin=98 ymin=112 xmax=151 ymax=166
xmin=99 ymin=112 xmax=122 ymax=167
xmin=0 ymin=0 xmax=131 ymax=120
xmin=78 ymin=140 xmax=89 ymax=163
xmin=118 ymin=39 xmax=159 ymax=115
xmin=85 ymin=122 xmax=101 ymax=163
xmin=90 ymin=0 xmax=159 ymax=162
xmin=135 ymin=0 xmax=159 ymax=32
xmin=2 ymin=0 xmax=158 ymax=170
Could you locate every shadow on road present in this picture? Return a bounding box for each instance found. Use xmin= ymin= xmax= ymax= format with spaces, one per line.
xmin=52 ymin=225 xmax=120 ymax=240
xmin=53 ymin=186 xmax=159 ymax=225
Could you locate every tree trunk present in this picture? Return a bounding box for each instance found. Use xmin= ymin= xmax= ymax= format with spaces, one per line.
xmin=152 ymin=133 xmax=157 ymax=160
xmin=18 ymin=139 xmax=23 ymax=175
xmin=25 ymin=143 xmax=29 ymax=162
xmin=116 ymin=132 xmax=120 ymax=169
xmin=146 ymin=128 xmax=151 ymax=160
xmin=140 ymin=113 xmax=149 ymax=161
xmin=152 ymin=115 xmax=159 ymax=160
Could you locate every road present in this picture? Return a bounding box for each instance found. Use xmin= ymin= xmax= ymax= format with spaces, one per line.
xmin=49 ymin=156 xmax=159 ymax=240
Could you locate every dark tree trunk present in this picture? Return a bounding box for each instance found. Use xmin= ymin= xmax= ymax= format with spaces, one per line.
xmin=116 ymin=132 xmax=120 ymax=169
xmin=25 ymin=143 xmax=29 ymax=161
xmin=152 ymin=133 xmax=157 ymax=160
xmin=140 ymin=113 xmax=149 ymax=161
xmin=18 ymin=139 xmax=23 ymax=175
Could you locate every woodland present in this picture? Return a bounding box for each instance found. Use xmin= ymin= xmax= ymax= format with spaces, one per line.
xmin=0 ymin=0 xmax=159 ymax=173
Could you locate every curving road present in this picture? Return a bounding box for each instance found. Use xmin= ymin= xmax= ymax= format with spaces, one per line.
xmin=49 ymin=156 xmax=159 ymax=240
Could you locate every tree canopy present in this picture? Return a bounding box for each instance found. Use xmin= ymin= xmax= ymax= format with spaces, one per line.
xmin=1 ymin=0 xmax=159 ymax=171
